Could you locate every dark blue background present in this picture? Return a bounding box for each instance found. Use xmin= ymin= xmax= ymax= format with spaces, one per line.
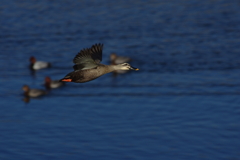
xmin=1 ymin=0 xmax=240 ymax=159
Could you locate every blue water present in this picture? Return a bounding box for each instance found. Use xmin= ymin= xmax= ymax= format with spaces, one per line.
xmin=1 ymin=0 xmax=240 ymax=159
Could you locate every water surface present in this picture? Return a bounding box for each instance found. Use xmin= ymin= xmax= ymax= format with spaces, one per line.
xmin=1 ymin=0 xmax=240 ymax=159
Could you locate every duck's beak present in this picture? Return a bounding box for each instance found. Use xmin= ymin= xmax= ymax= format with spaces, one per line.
xmin=130 ymin=66 xmax=139 ymax=71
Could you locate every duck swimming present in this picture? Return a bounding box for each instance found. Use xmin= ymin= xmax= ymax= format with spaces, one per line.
xmin=22 ymin=85 xmax=46 ymax=98
xmin=45 ymin=76 xmax=64 ymax=89
xmin=110 ymin=53 xmax=131 ymax=74
xmin=60 ymin=43 xmax=139 ymax=83
xmin=29 ymin=56 xmax=51 ymax=70
xmin=110 ymin=53 xmax=131 ymax=65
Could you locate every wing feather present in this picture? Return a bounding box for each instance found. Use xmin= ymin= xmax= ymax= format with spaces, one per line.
xmin=72 ymin=43 xmax=103 ymax=70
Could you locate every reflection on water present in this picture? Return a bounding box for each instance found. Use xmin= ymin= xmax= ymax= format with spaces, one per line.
xmin=22 ymin=96 xmax=30 ymax=103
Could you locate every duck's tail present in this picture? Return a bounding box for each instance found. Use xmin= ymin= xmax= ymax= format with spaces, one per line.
xmin=59 ymin=78 xmax=72 ymax=82
xmin=59 ymin=71 xmax=75 ymax=82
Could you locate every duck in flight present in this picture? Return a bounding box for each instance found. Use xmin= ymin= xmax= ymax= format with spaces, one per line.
xmin=60 ymin=43 xmax=139 ymax=83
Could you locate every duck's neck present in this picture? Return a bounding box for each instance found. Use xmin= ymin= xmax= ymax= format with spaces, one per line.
xmin=24 ymin=91 xmax=30 ymax=97
xmin=99 ymin=64 xmax=119 ymax=73
xmin=45 ymin=82 xmax=51 ymax=90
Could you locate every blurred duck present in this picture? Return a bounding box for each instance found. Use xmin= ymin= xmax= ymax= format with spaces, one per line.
xmin=22 ymin=85 xmax=46 ymax=98
xmin=60 ymin=43 xmax=139 ymax=83
xmin=45 ymin=76 xmax=64 ymax=89
xmin=110 ymin=53 xmax=131 ymax=65
xmin=110 ymin=53 xmax=131 ymax=74
xmin=29 ymin=56 xmax=51 ymax=70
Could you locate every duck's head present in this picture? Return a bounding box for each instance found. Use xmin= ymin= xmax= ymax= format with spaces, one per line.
xmin=110 ymin=53 xmax=117 ymax=61
xmin=117 ymin=63 xmax=139 ymax=71
xmin=45 ymin=77 xmax=51 ymax=83
xmin=22 ymin=85 xmax=30 ymax=96
xmin=29 ymin=56 xmax=36 ymax=63
xmin=45 ymin=77 xmax=51 ymax=89
xmin=22 ymin=85 xmax=30 ymax=92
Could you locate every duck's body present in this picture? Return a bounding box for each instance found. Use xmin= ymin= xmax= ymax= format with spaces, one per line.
xmin=60 ymin=43 xmax=139 ymax=83
xmin=62 ymin=64 xmax=125 ymax=83
xmin=45 ymin=77 xmax=64 ymax=89
xmin=30 ymin=56 xmax=51 ymax=70
xmin=22 ymin=85 xmax=46 ymax=98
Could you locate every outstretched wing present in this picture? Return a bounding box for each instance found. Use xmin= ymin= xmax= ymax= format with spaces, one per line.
xmin=73 ymin=43 xmax=103 ymax=70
